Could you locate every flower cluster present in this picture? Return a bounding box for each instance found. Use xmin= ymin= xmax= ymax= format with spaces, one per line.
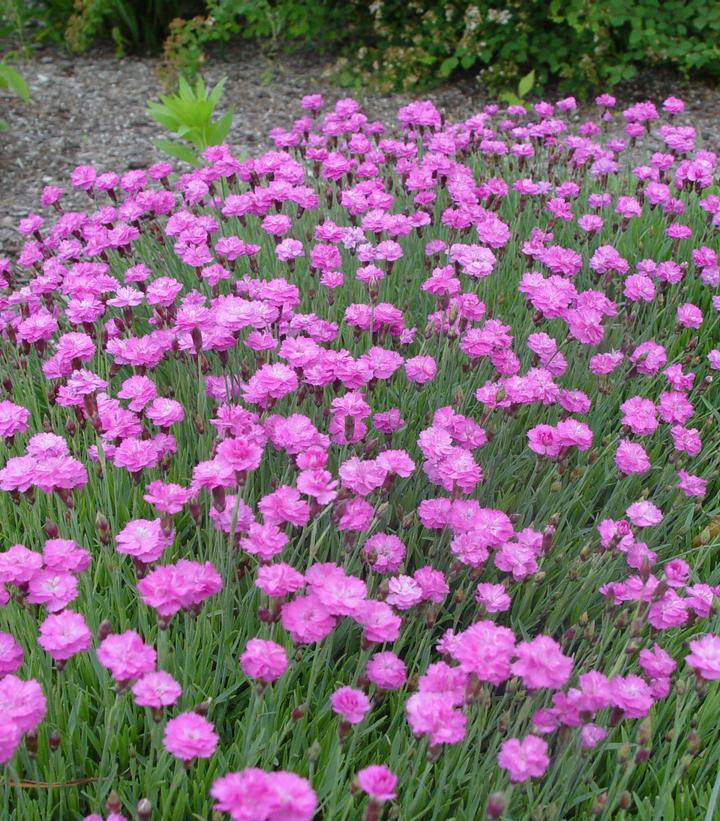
xmin=1 ymin=89 xmax=719 ymax=819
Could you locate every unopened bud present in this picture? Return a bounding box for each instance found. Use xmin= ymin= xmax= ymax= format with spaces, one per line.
xmin=485 ymin=792 xmax=506 ymax=819
xmin=98 ymin=619 xmax=113 ymax=641
xmin=106 ymin=792 xmax=122 ymax=813
xmin=618 ymin=791 xmax=632 ymax=810
xmin=44 ymin=520 xmax=59 ymax=539
xmin=636 ymin=717 xmax=652 ymax=746
xmin=25 ymin=730 xmax=38 ymax=757
xmin=96 ymin=512 xmax=110 ymax=544
xmin=137 ymin=798 xmax=152 ymax=820
xmin=48 ymin=730 xmax=61 ymax=751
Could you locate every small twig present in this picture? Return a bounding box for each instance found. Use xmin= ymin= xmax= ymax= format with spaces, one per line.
xmin=2 ymin=776 xmax=107 ymax=789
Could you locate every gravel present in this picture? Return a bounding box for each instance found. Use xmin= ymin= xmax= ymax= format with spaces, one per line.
xmin=1 ymin=42 xmax=719 ymax=254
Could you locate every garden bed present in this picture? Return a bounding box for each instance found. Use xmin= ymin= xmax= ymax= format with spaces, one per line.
xmin=1 ymin=42 xmax=720 ymax=255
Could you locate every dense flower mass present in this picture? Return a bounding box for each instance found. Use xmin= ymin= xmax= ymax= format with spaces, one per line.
xmin=0 ymin=90 xmax=719 ymax=820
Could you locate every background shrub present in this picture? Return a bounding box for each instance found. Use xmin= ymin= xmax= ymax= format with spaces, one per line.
xmin=2 ymin=0 xmax=720 ymax=93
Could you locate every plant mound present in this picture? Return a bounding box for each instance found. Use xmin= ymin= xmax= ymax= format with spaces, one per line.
xmin=1 ymin=92 xmax=720 ymax=820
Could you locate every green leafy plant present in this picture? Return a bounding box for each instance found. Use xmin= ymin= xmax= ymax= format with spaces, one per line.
xmin=64 ymin=0 xmax=203 ymax=54
xmin=0 ymin=59 xmax=29 ymax=130
xmin=146 ymin=74 xmax=233 ymax=165
xmin=498 ymin=69 xmax=536 ymax=107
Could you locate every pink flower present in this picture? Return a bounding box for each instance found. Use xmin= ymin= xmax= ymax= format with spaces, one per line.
xmin=330 ymin=686 xmax=371 ymax=724
xmin=240 ymin=639 xmax=288 ymax=683
xmin=0 ymin=719 xmax=21 ymax=764
xmin=405 ymin=691 xmax=466 ymax=746
xmin=211 ymin=769 xmax=317 ymax=821
xmin=626 ymin=500 xmax=662 ymax=527
xmin=37 ymin=610 xmax=91 ymax=662
xmin=527 ymin=424 xmax=560 ymax=458
xmin=0 ymin=401 xmax=29 ymax=439
xmin=620 ymin=396 xmax=657 ymax=435
xmin=42 ymin=539 xmax=90 ymax=574
xmin=386 ymin=575 xmax=423 ymax=610
xmin=647 ymin=591 xmax=689 ymax=629
xmin=145 ymin=397 xmax=185 ymax=429
xmin=281 ymin=595 xmax=336 ymax=644
xmin=258 ymin=486 xmax=309 ymax=528
xmin=580 ymin=724 xmax=607 ymax=749
xmin=131 ymin=671 xmax=182 ymax=708
xmin=112 ymin=437 xmax=160 ymax=474
xmin=405 ymin=356 xmax=437 ymax=385
xmin=638 ymin=644 xmax=676 ymax=679
xmin=511 ymin=636 xmax=573 ymax=690
xmin=451 ymin=620 xmax=515 ymax=685
xmin=615 ymin=440 xmax=650 ymax=474
xmin=356 ymin=765 xmax=397 ymax=801
xmin=116 ymin=518 xmax=172 ymax=564
xmin=610 ymin=674 xmax=653 ymax=717
xmin=26 ymin=570 xmax=78 ymax=612
xmin=686 ymin=634 xmax=720 ymax=680
xmin=137 ymin=560 xmax=222 ymax=619
xmin=555 ymin=418 xmax=592 ymax=451
xmin=413 ymin=566 xmax=448 ymax=603
xmin=474 ymin=583 xmax=511 ymax=613
xmin=255 ymin=563 xmax=305 ymax=597
xmin=362 ymin=533 xmax=406 ymax=573
xmin=0 ymin=675 xmax=46 ymax=733
xmin=0 ymin=544 xmax=43 ymax=584
xmin=677 ymin=470 xmax=706 ymax=498
xmin=143 ymin=480 xmax=191 ymax=514
xmin=216 ymin=438 xmax=263 ymax=474
xmin=96 ymin=630 xmax=156 ymax=684
xmin=365 ymin=652 xmax=407 ymax=690
xmin=0 ymin=632 xmax=23 ymax=676
xmin=498 ymin=735 xmax=550 ymax=782
xmin=677 ymin=303 xmax=702 ymax=329
xmin=163 ymin=711 xmax=218 ymax=761
xmin=354 ymin=600 xmax=402 ymax=644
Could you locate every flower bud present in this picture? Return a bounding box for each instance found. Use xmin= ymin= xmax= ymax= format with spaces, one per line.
xmin=485 ymin=793 xmax=507 ymax=820
xmin=137 ymin=798 xmax=152 ymax=820
xmin=43 ymin=519 xmax=59 ymax=539
xmin=106 ymin=791 xmax=122 ymax=813
xmin=25 ymin=730 xmax=38 ymax=757
xmin=96 ymin=512 xmax=111 ymax=544
xmin=98 ymin=619 xmax=113 ymax=641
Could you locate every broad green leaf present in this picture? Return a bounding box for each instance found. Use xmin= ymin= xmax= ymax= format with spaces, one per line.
xmin=210 ymin=108 xmax=234 ymax=144
xmin=153 ymin=138 xmax=202 ymax=167
xmin=208 ymin=77 xmax=228 ymax=110
xmin=517 ymin=68 xmax=535 ymax=98
xmin=499 ymin=91 xmax=522 ymax=106
xmin=438 ymin=57 xmax=459 ymax=77
xmin=0 ymin=63 xmax=30 ymax=102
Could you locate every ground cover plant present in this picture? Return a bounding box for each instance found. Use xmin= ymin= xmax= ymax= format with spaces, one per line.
xmin=1 ymin=91 xmax=720 ymax=820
